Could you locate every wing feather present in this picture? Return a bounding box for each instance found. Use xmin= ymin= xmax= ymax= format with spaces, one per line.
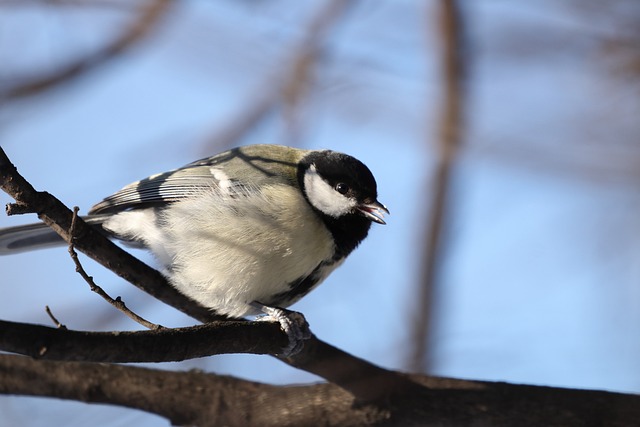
xmin=89 ymin=168 xmax=244 ymax=214
xmin=89 ymin=145 xmax=307 ymax=215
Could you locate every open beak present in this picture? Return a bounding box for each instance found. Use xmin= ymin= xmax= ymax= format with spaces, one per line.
xmin=357 ymin=200 xmax=389 ymax=225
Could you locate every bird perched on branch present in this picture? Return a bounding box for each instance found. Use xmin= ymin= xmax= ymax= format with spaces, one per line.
xmin=0 ymin=144 xmax=388 ymax=354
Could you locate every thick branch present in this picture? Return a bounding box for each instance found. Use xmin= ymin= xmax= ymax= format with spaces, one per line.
xmin=1 ymin=354 xmax=638 ymax=427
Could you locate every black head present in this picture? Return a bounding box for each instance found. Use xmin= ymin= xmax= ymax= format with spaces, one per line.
xmin=298 ymin=150 xmax=388 ymax=257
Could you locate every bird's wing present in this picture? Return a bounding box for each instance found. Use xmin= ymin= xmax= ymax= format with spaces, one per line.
xmin=89 ymin=145 xmax=306 ymax=215
xmin=89 ymin=164 xmax=254 ymax=214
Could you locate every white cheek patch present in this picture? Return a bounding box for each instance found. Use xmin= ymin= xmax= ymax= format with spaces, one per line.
xmin=303 ymin=164 xmax=357 ymax=218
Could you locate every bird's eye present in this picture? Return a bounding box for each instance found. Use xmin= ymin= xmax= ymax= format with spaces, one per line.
xmin=335 ymin=183 xmax=349 ymax=194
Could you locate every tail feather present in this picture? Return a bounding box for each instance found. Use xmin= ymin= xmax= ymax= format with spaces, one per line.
xmin=0 ymin=216 xmax=107 ymax=255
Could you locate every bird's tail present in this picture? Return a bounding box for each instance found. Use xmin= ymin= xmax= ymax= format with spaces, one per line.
xmin=0 ymin=216 xmax=108 ymax=255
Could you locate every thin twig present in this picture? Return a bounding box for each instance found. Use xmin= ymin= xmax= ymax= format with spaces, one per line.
xmin=45 ymin=306 xmax=67 ymax=330
xmin=5 ymin=202 xmax=33 ymax=216
xmin=67 ymin=207 xmax=164 ymax=330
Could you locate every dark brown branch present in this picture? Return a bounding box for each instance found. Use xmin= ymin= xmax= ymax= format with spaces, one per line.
xmin=0 ymin=354 xmax=374 ymax=427
xmin=2 ymin=354 xmax=638 ymax=427
xmin=0 ymin=0 xmax=172 ymax=101
xmin=0 ymin=319 xmax=288 ymax=362
xmin=280 ymin=334 xmax=421 ymax=403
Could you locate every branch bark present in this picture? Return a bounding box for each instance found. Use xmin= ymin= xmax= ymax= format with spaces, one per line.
xmin=0 ymin=319 xmax=287 ymax=362
xmin=1 ymin=354 xmax=638 ymax=427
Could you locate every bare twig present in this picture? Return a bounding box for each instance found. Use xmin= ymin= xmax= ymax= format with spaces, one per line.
xmin=67 ymin=207 xmax=163 ymax=330
xmin=279 ymin=0 xmax=354 ymax=143
xmin=45 ymin=306 xmax=67 ymax=330
xmin=5 ymin=203 xmax=33 ymax=216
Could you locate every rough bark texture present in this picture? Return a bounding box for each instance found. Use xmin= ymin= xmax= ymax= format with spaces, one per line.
xmin=0 ymin=319 xmax=288 ymax=362
xmin=1 ymin=354 xmax=638 ymax=427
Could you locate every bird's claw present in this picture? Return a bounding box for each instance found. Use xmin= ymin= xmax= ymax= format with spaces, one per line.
xmin=255 ymin=305 xmax=311 ymax=356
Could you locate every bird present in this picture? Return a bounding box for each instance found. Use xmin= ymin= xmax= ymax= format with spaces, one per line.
xmin=0 ymin=144 xmax=388 ymax=354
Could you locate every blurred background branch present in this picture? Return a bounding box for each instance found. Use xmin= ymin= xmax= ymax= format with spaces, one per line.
xmin=408 ymin=0 xmax=467 ymax=373
xmin=203 ymin=0 xmax=355 ymax=153
xmin=0 ymin=0 xmax=171 ymax=101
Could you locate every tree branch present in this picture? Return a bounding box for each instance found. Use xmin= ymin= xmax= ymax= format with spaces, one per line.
xmin=1 ymin=354 xmax=638 ymax=427
xmin=409 ymin=0 xmax=468 ymax=372
xmin=0 ymin=319 xmax=287 ymax=362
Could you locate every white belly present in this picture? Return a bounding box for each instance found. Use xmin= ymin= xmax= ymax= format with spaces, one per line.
xmin=103 ymin=184 xmax=336 ymax=317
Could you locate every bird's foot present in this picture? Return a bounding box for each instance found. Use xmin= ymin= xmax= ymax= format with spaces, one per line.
xmin=252 ymin=303 xmax=311 ymax=356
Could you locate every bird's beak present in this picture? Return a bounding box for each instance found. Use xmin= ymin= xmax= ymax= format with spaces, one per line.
xmin=357 ymin=200 xmax=389 ymax=225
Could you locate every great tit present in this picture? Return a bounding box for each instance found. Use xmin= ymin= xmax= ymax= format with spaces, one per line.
xmin=0 ymin=144 xmax=388 ymax=353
